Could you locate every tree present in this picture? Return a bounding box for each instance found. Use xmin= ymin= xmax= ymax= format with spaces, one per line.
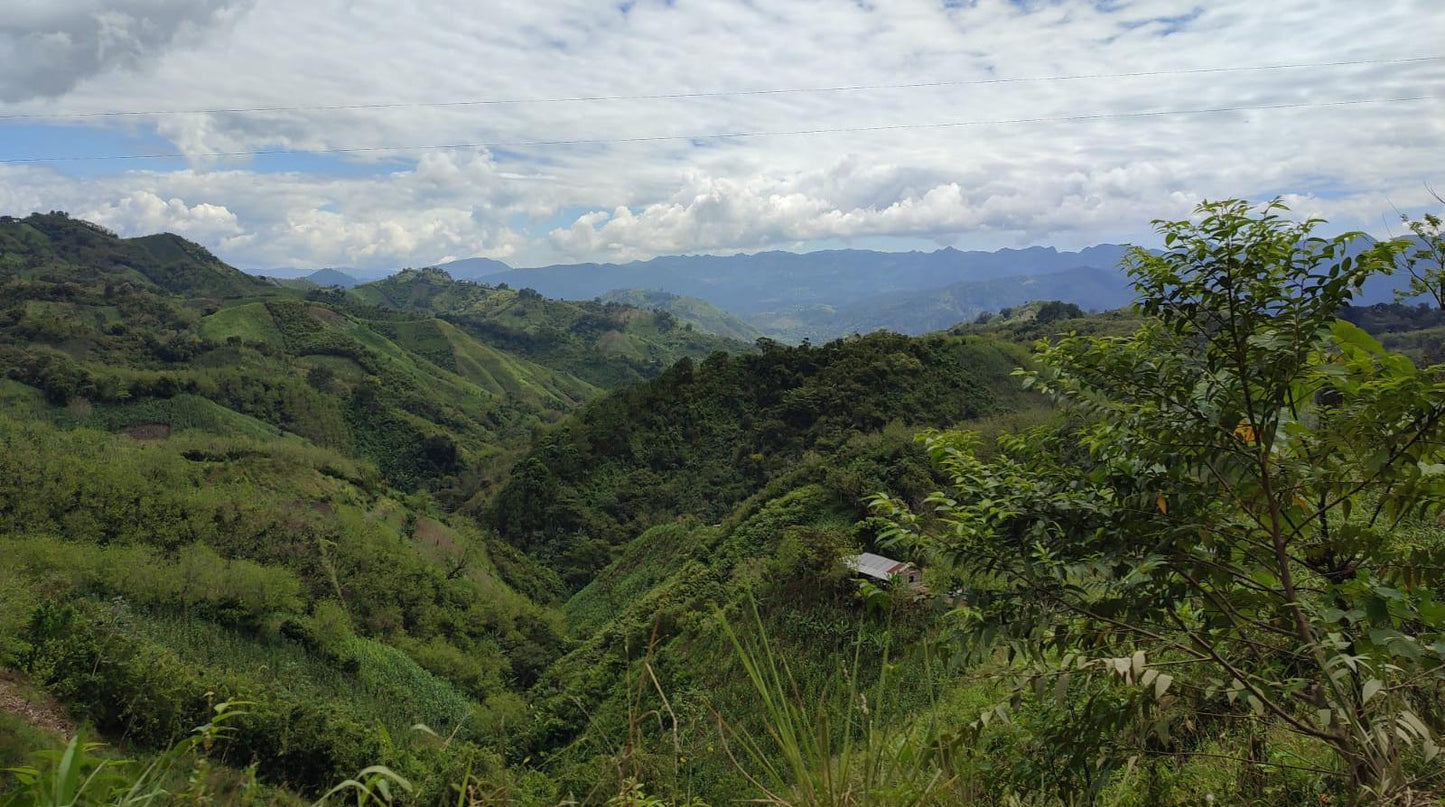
xmin=1034 ymin=300 xmax=1083 ymax=324
xmin=873 ymin=200 xmax=1445 ymax=799
xmin=1393 ymin=205 xmax=1445 ymax=311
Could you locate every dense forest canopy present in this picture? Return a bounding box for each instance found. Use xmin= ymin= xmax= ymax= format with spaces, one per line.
xmin=489 ymin=331 xmax=1033 ymax=586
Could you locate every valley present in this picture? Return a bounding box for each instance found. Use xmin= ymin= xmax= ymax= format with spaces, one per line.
xmin=1 ymin=203 xmax=1443 ymax=806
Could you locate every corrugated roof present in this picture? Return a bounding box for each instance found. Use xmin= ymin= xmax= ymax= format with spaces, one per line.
xmin=845 ymin=552 xmax=912 ymax=582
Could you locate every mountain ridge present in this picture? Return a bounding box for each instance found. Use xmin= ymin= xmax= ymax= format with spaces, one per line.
xmin=486 ymin=244 xmax=1135 ymax=318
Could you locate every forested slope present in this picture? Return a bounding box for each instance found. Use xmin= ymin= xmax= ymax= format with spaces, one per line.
xmin=489 ymin=331 xmax=1036 ymax=585
xmin=350 ymin=268 xmax=748 ymax=388
xmin=2 ymin=203 xmax=1442 ymax=807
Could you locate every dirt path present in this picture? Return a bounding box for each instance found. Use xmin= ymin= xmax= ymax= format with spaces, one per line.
xmin=0 ymin=671 xmax=72 ymax=739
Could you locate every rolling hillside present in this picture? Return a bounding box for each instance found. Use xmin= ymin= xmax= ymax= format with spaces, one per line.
xmin=0 ymin=214 xmax=630 ymax=499
xmin=598 ymin=288 xmax=764 ymax=341
xmin=1 ymin=212 xmax=273 ymax=299
xmin=350 ymin=268 xmax=750 ymax=387
xmin=488 ymin=330 xmax=1037 ymax=585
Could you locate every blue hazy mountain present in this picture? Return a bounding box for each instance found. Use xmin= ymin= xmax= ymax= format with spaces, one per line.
xmin=306 ymin=268 xmax=362 ymax=287
xmin=750 ymin=265 xmax=1136 ymax=341
xmin=492 ymin=245 xmax=1134 ymax=316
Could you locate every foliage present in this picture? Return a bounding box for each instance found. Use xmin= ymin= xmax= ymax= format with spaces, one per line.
xmin=1391 ymin=207 xmax=1445 ymax=310
xmin=349 ymin=269 xmax=745 ymax=389
xmin=596 ymin=290 xmax=764 ymax=343
xmin=872 ymin=199 xmax=1445 ymax=801
xmin=489 ymin=332 xmax=1032 ymax=585
xmin=2 ymin=701 xmax=249 ymax=807
xmin=720 ymin=600 xmax=954 ymax=807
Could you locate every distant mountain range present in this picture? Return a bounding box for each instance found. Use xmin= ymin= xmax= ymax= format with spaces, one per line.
xmin=477 ymin=245 xmax=1132 ymax=341
xmin=488 ymin=245 xmax=1134 ymax=315
xmin=245 ymin=236 xmax=1427 ymax=343
xmin=756 ymin=265 xmax=1136 ymax=341
xmin=434 ymin=256 xmax=512 ymax=280
xmin=306 ymin=267 xmax=362 ymax=287
xmin=259 ymin=267 xmax=367 ymax=287
xmin=259 ymin=256 xmax=510 ymax=290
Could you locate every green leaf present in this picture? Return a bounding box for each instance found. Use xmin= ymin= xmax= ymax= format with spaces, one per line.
xmin=1329 ymin=319 xmax=1388 ymax=355
xmin=1362 ymin=678 xmax=1384 ymax=704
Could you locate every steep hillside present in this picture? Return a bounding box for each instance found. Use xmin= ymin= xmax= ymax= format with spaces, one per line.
xmin=0 ymin=395 xmax=564 ymax=797
xmin=489 ymin=331 xmax=1037 ymax=586
xmin=598 ymin=288 xmax=764 ymax=341
xmin=0 ymin=214 xmax=586 ymax=800
xmin=0 ymin=215 xmax=606 ymax=498
xmin=1 ymin=213 xmax=272 ymax=299
xmin=351 ymin=268 xmax=749 ymax=387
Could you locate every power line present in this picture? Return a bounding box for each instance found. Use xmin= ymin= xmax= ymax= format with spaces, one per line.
xmin=0 ymin=55 xmax=1439 ymax=121
xmin=1 ymin=94 xmax=1434 ymax=165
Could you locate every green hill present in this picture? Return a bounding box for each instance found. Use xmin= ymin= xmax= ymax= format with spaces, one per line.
xmin=0 ymin=214 xmax=596 ymax=799
xmin=0 ymin=215 xmax=619 ymax=499
xmin=6 ymin=203 xmax=1438 ymax=806
xmin=0 ymin=213 xmax=273 ymax=299
xmin=351 ymin=268 xmax=750 ymax=387
xmin=488 ymin=331 xmax=1037 ymax=586
xmin=598 ymin=288 xmax=765 ymax=342
xmin=0 ymin=402 xmax=564 ymax=796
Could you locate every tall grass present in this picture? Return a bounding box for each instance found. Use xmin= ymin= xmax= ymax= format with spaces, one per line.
xmin=134 ymin=612 xmax=475 ymax=736
xmin=718 ymin=599 xmax=957 ymax=807
xmin=2 ymin=702 xmax=251 ymax=807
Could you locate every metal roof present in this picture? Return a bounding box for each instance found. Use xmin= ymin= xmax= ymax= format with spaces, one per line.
xmin=845 ymin=552 xmax=914 ymax=582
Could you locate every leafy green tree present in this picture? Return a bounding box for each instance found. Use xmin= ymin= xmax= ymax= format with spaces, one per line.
xmin=874 ymin=200 xmax=1445 ymax=799
xmin=1033 ymin=300 xmax=1083 ymax=324
xmin=1393 ymin=205 xmax=1445 ymax=310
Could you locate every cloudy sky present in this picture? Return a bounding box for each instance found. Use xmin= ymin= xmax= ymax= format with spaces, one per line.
xmin=0 ymin=0 xmax=1441 ymax=270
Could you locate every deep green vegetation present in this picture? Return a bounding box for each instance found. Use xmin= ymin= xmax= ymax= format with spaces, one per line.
xmin=488 ymin=332 xmax=1034 ymax=585
xmin=1339 ymin=303 xmax=1445 ymax=365
xmin=2 ymin=202 xmax=1443 ymax=806
xmin=349 ymin=268 xmax=745 ymax=389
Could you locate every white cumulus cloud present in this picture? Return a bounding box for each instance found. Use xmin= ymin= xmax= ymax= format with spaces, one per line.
xmin=0 ymin=0 xmax=1440 ymax=267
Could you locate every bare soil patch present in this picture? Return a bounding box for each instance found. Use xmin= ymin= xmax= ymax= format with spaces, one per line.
xmin=0 ymin=671 xmax=72 ymax=739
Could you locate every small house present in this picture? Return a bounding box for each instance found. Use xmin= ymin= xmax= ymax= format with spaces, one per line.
xmin=845 ymin=552 xmax=922 ymax=588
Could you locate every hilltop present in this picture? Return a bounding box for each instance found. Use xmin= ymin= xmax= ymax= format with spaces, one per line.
xmin=489 ymin=330 xmax=1037 ymax=585
xmin=1 ymin=212 xmax=272 ymax=299
xmin=0 ymin=213 xmax=745 ymax=500
xmin=597 ymin=288 xmax=764 ymax=341
xmin=349 ymin=268 xmax=748 ymax=388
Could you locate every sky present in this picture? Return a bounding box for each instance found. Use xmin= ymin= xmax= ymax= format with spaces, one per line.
xmin=0 ymin=0 xmax=1441 ymax=271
